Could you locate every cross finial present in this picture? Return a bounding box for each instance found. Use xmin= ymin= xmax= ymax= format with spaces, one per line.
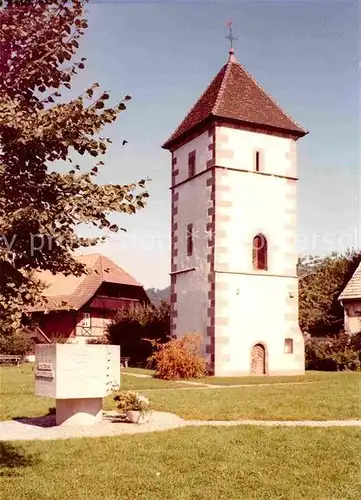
xmin=225 ymin=20 xmax=237 ymax=50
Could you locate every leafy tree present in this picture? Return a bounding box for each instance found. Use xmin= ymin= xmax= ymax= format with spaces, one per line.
xmin=0 ymin=0 xmax=148 ymax=335
xmin=107 ymin=301 xmax=171 ymax=365
xmin=298 ymin=250 xmax=361 ymax=336
xmin=0 ymin=329 xmax=32 ymax=356
xmin=297 ymin=255 xmax=324 ymax=278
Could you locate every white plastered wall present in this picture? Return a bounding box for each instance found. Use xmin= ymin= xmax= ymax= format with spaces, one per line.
xmin=212 ymin=126 xmax=304 ymax=375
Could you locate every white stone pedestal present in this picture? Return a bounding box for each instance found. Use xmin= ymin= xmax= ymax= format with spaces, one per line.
xmin=35 ymin=344 xmax=120 ymax=426
xmin=56 ymin=398 xmax=102 ymax=426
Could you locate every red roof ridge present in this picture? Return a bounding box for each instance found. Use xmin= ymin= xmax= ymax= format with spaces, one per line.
xmin=102 ymin=255 xmax=143 ymax=287
xmin=162 ymin=64 xmax=227 ymax=150
xmin=229 ymin=57 xmax=308 ymax=136
xmin=76 ymin=252 xmax=102 ymax=257
xmin=98 ymin=254 xmax=104 ymax=277
xmin=212 ymin=53 xmax=234 ymax=116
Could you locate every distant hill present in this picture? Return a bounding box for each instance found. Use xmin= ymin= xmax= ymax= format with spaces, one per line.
xmin=146 ymin=286 xmax=171 ymax=306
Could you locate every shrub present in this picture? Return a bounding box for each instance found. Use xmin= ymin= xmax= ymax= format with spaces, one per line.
xmin=106 ymin=301 xmax=170 ymax=365
xmin=48 ymin=332 xmax=68 ymax=344
xmin=0 ymin=330 xmax=32 ymax=356
xmin=113 ymin=391 xmax=151 ymax=416
xmin=146 ymin=333 xmax=207 ymax=380
xmin=87 ymin=336 xmax=109 ymax=345
xmin=305 ymin=331 xmax=361 ymax=371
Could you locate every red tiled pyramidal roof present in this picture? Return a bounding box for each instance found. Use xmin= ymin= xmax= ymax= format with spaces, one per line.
xmin=162 ymin=50 xmax=307 ymax=150
xmin=29 ymin=254 xmax=144 ymax=312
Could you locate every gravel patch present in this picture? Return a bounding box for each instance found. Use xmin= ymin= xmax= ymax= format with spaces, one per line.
xmin=1 ymin=412 xmax=360 ymax=441
xmin=0 ymin=412 xmax=186 ymax=441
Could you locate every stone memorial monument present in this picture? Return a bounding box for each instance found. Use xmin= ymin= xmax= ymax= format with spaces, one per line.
xmin=35 ymin=343 xmax=120 ymax=426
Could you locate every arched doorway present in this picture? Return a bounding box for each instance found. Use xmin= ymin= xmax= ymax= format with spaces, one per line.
xmin=251 ymin=343 xmax=266 ymax=375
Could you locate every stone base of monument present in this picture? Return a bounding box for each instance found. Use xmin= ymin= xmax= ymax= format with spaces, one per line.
xmin=56 ymin=398 xmax=103 ymax=426
xmin=35 ymin=344 xmax=120 ymax=427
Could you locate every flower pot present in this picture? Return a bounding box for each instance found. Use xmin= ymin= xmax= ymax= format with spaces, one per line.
xmin=126 ymin=410 xmax=149 ymax=424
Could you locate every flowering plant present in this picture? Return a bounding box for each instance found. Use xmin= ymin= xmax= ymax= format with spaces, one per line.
xmin=113 ymin=390 xmax=151 ymax=416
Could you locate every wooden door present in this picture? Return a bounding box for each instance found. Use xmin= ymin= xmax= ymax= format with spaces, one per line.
xmin=251 ymin=344 xmax=266 ymax=374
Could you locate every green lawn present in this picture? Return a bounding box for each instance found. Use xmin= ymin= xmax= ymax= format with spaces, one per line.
xmin=119 ymin=370 xmax=361 ymax=421
xmin=144 ymin=372 xmax=360 ymax=420
xmin=1 ymin=365 xmax=360 ymax=499
xmin=195 ymin=371 xmax=342 ymax=385
xmin=1 ymin=364 xmax=360 ymax=421
xmin=122 ymin=366 xmax=155 ymax=375
xmin=123 ymin=367 xmax=352 ymax=386
xmin=1 ymin=427 xmax=361 ymax=500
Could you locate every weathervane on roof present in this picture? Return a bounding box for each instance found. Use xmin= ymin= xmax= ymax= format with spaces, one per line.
xmin=225 ymin=20 xmax=237 ymax=50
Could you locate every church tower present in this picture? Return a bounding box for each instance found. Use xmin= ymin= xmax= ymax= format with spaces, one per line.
xmin=162 ymin=45 xmax=308 ymax=376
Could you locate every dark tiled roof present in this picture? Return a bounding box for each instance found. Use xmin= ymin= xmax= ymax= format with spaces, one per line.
xmin=339 ymin=262 xmax=361 ymax=300
xmin=163 ymin=51 xmax=307 ymax=149
xmin=29 ymin=254 xmax=144 ymax=312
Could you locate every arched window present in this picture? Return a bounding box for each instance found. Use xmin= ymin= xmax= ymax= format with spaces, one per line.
xmin=252 ymin=233 xmax=268 ymax=270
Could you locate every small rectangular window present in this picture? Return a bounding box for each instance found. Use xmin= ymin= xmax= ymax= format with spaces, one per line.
xmin=284 ymin=338 xmax=293 ymax=354
xmin=188 ymin=151 xmax=196 ymax=178
xmin=82 ymin=312 xmax=91 ymax=327
xmin=187 ymin=224 xmax=193 ymax=256
xmin=255 ymin=151 xmax=261 ymax=172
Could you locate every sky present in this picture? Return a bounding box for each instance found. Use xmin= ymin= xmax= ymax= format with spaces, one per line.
xmin=63 ymin=0 xmax=359 ymax=289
